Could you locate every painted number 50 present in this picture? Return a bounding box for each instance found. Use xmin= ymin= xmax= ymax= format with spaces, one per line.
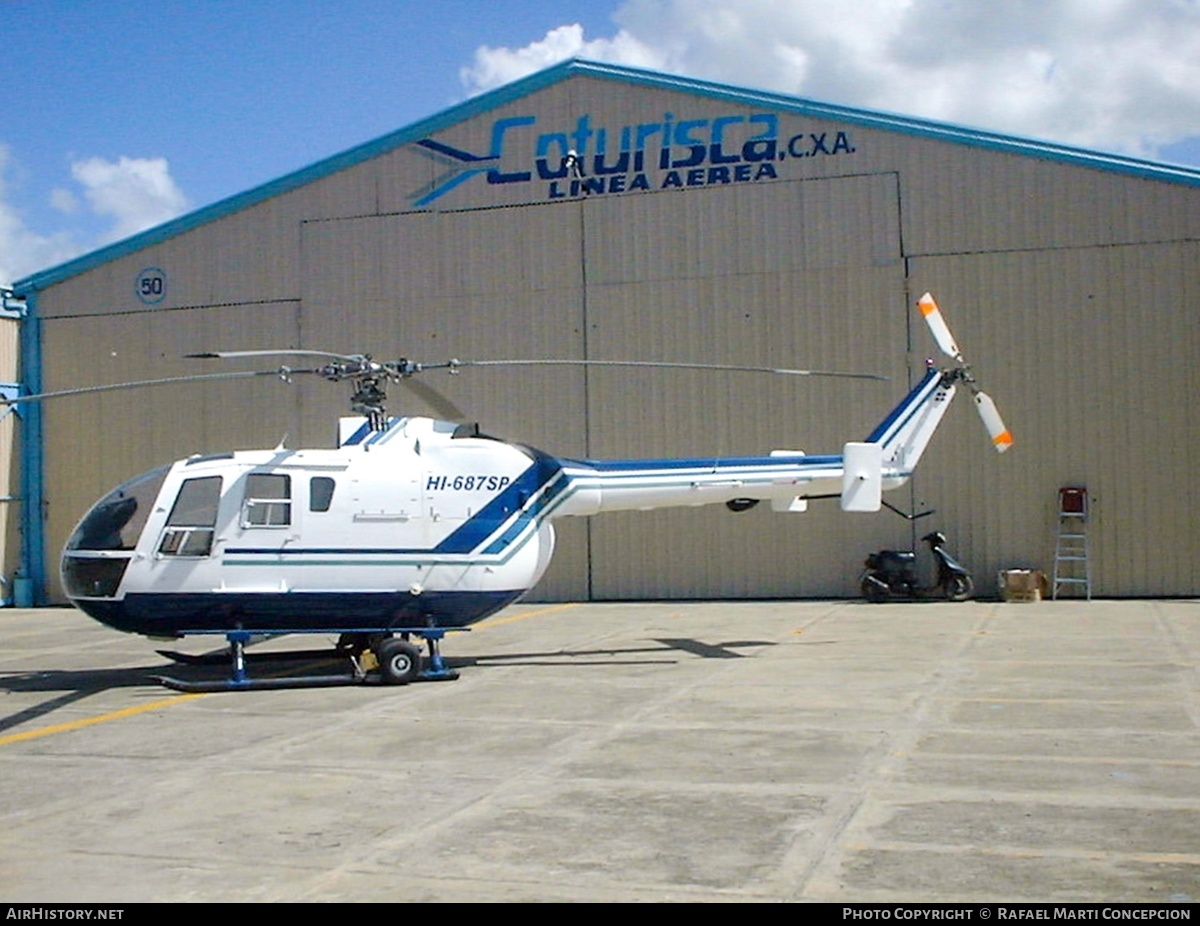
xmin=136 ymin=268 xmax=167 ymax=305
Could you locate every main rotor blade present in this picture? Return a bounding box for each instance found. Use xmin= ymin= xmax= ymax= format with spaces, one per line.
xmin=917 ymin=292 xmax=963 ymax=362
xmin=187 ymin=349 xmax=367 ymax=364
xmin=400 ymin=376 xmax=467 ymax=422
xmin=451 ymin=359 xmax=888 ymax=381
xmin=974 ymin=391 xmax=1013 ymax=453
xmin=188 ymin=350 xmax=460 ymax=378
xmin=0 ymin=369 xmax=292 ymax=405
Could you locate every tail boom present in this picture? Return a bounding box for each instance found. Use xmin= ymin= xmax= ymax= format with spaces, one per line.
xmin=551 ymin=454 xmax=847 ymax=517
xmin=548 ymin=367 xmax=958 ymax=519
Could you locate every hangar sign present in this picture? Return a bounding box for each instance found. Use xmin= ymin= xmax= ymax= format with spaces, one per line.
xmin=410 ymin=111 xmax=856 ymax=207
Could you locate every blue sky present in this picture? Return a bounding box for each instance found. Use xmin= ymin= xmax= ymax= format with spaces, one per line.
xmin=5 ymin=0 xmax=1199 ymax=284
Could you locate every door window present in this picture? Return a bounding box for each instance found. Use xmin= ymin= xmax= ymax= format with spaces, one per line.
xmin=158 ymin=476 xmax=222 ymax=556
xmin=241 ymin=473 xmax=292 ymax=527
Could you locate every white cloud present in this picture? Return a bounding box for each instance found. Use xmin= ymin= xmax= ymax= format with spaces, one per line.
xmin=71 ymin=155 xmax=189 ymax=244
xmin=0 ymin=150 xmax=191 ymax=285
xmin=0 ymin=145 xmax=78 ymax=287
xmin=461 ymin=0 xmax=1200 ymax=160
xmin=49 ymin=187 xmax=78 ymax=214
xmin=461 ymin=23 xmax=666 ymax=93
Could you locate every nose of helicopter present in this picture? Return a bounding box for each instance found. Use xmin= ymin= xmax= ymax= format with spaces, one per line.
xmin=61 ymin=464 xmax=170 ymax=600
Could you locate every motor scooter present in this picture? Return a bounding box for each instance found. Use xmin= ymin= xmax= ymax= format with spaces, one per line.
xmin=861 ymin=531 xmax=974 ymax=602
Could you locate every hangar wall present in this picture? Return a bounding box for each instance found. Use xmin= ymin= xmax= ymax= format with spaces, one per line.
xmin=17 ymin=61 xmax=1200 ymax=601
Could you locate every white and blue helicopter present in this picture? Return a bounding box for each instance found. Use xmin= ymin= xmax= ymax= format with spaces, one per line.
xmin=36 ymin=293 xmax=1009 ymax=692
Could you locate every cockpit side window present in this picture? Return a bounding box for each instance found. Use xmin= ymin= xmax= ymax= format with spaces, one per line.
xmin=309 ymin=477 xmax=335 ymax=512
xmin=241 ymin=473 xmax=292 ymax=527
xmin=158 ymin=476 xmax=222 ymax=557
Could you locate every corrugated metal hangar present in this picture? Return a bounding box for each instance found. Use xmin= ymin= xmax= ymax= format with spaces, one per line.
xmin=10 ymin=59 xmax=1200 ymax=603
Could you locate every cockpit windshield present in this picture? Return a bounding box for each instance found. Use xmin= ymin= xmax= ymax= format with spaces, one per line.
xmin=65 ymin=465 xmax=170 ymax=552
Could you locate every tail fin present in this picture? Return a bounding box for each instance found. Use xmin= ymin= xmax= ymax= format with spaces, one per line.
xmin=864 ymin=365 xmax=956 ymax=477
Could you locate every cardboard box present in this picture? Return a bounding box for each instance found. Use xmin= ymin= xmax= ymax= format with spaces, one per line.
xmin=999 ymin=569 xmax=1048 ymax=602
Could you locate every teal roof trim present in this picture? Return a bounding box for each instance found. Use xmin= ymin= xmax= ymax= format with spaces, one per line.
xmin=14 ymin=58 xmax=1200 ymax=295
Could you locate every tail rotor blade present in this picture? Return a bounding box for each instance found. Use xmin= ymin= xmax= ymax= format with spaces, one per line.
xmin=917 ymin=292 xmax=962 ymax=361
xmin=918 ymin=292 xmax=1012 ymax=452
xmin=974 ymin=391 xmax=1013 ymax=453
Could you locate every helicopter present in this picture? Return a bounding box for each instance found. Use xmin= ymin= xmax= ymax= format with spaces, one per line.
xmin=23 ymin=293 xmax=1009 ymax=692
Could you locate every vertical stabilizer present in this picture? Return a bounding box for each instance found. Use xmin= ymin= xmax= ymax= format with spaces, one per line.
xmin=865 ymin=366 xmax=956 ymax=476
xmin=841 ymin=442 xmax=883 ymax=511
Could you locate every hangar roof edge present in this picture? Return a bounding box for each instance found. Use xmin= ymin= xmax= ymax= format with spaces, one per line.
xmin=14 ymin=57 xmax=1200 ymax=295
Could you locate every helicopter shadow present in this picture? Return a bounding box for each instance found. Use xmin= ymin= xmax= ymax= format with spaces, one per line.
xmin=451 ymin=637 xmax=776 ymax=668
xmin=0 ymin=637 xmax=777 ymax=730
xmin=0 ymin=662 xmax=176 ymax=734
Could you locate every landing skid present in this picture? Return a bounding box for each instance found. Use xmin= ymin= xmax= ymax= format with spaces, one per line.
xmin=155 ymin=673 xmax=367 ymax=693
xmin=154 ymin=629 xmax=461 ymax=693
xmin=156 ymin=646 xmax=344 ymax=666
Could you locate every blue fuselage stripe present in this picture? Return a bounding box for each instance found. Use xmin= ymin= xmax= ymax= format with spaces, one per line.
xmin=574 ymin=454 xmax=842 ymax=472
xmin=865 ymin=368 xmax=942 ymax=445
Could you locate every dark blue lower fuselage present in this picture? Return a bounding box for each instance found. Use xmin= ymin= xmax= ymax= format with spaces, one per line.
xmin=73 ymin=589 xmax=526 ymax=637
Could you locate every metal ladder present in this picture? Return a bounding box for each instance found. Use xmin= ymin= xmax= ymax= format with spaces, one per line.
xmin=1052 ymin=486 xmax=1091 ymax=600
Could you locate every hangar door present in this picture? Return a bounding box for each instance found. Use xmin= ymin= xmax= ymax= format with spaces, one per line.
xmin=298 ymin=204 xmax=592 ymax=600
xmin=299 ymin=171 xmax=909 ymax=600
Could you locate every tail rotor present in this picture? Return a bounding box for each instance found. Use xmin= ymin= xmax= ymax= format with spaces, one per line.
xmin=917 ymin=292 xmax=1012 ymax=453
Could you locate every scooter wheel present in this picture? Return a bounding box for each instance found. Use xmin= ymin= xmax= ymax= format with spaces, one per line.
xmin=943 ymin=574 xmax=974 ymax=602
xmin=862 ymin=578 xmax=889 ymax=603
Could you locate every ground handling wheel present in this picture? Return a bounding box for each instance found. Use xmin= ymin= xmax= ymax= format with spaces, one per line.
xmin=376 ymin=638 xmax=423 ymax=685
